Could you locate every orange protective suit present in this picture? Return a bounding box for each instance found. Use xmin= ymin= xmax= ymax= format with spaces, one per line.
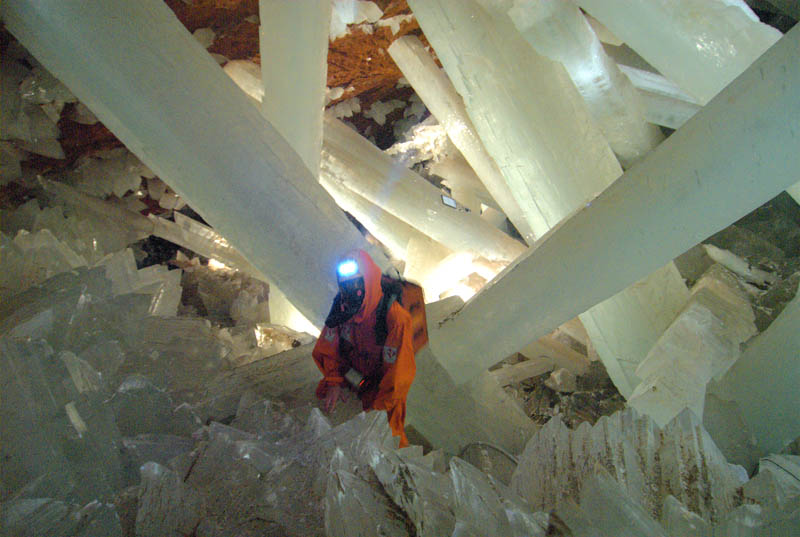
xmin=312 ymin=249 xmax=416 ymax=447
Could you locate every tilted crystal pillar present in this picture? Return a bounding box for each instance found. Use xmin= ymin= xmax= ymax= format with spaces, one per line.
xmin=319 ymin=174 xmax=435 ymax=261
xmin=576 ymin=2 xmax=800 ymax=231
xmin=321 ymin=116 xmax=525 ymax=263
xmin=2 ymin=0 xmax=380 ymax=328
xmin=258 ymin=0 xmax=331 ymax=332
xmin=410 ymin=0 xmax=689 ymax=392
xmin=431 ymin=25 xmax=800 ymax=383
xmin=711 ymin=291 xmax=800 ymax=457
xmin=408 ymin=0 xmax=621 ymax=238
xmin=503 ymin=0 xmax=664 ymax=168
xmin=387 ymin=36 xmax=535 ymax=242
xmin=259 ymin=0 xmax=329 ymax=174
xmin=618 ymin=65 xmax=701 ymax=130
xmin=577 ymin=0 xmax=782 ymax=106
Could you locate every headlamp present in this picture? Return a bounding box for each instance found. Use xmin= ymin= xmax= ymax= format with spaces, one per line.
xmin=337 ymin=259 xmax=359 ymax=279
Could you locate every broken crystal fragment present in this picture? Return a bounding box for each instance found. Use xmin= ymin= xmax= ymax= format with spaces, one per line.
xmin=557 ymin=470 xmax=670 ymax=537
xmin=505 ymin=0 xmax=663 ymax=167
xmin=544 ymin=367 xmax=577 ymax=393
xmin=660 ymin=494 xmax=710 ymax=537
xmin=743 ymin=455 xmax=800 ymax=515
xmin=69 ymin=148 xmax=151 ymax=199
xmin=618 ymin=64 xmax=702 ymax=129
xmin=0 ymin=498 xmax=123 ymax=537
xmin=192 ymin=27 xmax=215 ymax=49
xmin=368 ymin=443 xmax=456 ymax=537
xmin=135 ymin=462 xmax=205 ymax=537
xmin=329 ymin=0 xmax=383 ymax=40
xmin=122 ymin=434 xmax=194 ymax=468
xmin=324 ymin=448 xmax=409 ymax=537
xmin=578 ymin=0 xmax=781 ymax=105
xmin=628 ymin=267 xmax=757 ymax=426
xmin=0 ymin=336 xmax=126 ymax=502
xmin=111 ymin=375 xmax=199 ymax=436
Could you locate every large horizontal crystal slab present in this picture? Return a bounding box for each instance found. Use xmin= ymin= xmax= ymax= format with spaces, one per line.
xmin=2 ymin=0 xmax=378 ymax=328
xmin=577 ymin=0 xmax=782 ymax=105
xmin=429 ymin=25 xmax=800 ymax=384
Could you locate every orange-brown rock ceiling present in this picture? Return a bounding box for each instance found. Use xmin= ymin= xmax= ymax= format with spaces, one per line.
xmin=7 ymin=0 xmax=431 ymax=172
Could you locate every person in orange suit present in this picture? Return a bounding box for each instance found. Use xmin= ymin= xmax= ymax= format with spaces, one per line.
xmin=312 ymin=249 xmax=416 ymax=448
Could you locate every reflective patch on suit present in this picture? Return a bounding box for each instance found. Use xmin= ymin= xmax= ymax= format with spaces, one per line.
xmin=340 ymin=324 xmax=353 ymax=342
xmin=323 ymin=326 xmax=335 ymax=342
xmin=383 ymin=346 xmax=397 ymax=364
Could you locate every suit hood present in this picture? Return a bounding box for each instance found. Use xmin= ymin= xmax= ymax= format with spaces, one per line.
xmin=350 ymin=248 xmax=382 ymax=323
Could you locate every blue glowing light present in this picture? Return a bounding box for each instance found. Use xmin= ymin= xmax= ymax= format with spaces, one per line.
xmin=337 ymin=259 xmax=359 ymax=278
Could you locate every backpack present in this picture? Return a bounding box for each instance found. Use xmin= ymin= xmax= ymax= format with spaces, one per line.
xmin=375 ymin=275 xmax=428 ymax=353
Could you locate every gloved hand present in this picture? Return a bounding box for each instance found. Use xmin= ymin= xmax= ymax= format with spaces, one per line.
xmin=323 ymin=384 xmax=348 ymax=413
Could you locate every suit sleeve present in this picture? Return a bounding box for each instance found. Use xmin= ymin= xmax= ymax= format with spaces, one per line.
xmin=372 ymin=303 xmax=416 ymax=409
xmin=312 ymin=325 xmax=347 ymax=398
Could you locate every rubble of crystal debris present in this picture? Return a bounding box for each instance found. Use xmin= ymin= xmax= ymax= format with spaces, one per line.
xmin=3 ymin=0 xmax=800 ymax=535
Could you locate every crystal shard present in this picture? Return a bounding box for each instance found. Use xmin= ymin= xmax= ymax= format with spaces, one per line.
xmin=557 ymin=470 xmax=670 ymax=537
xmin=511 ymin=408 xmax=744 ymax=522
xmin=324 ymin=449 xmax=409 ymax=537
xmin=368 ymin=443 xmax=455 ymax=536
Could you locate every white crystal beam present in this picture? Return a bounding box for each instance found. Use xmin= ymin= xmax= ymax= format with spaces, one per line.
xmin=408 ymin=0 xmax=622 ymax=239
xmin=504 ymin=0 xmax=664 ymax=168
xmin=410 ymin=0 xmax=688 ymax=394
xmin=319 ymin=175 xmax=432 ymax=261
xmin=387 ymin=36 xmax=535 ymax=242
xmin=259 ymin=0 xmax=329 ymax=174
xmin=321 ymin=116 xmax=526 ymax=263
xmin=431 ymin=26 xmax=800 ymax=384
xmin=2 ymin=0 xmax=377 ymax=328
xmin=577 ymin=0 xmax=782 ymax=106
